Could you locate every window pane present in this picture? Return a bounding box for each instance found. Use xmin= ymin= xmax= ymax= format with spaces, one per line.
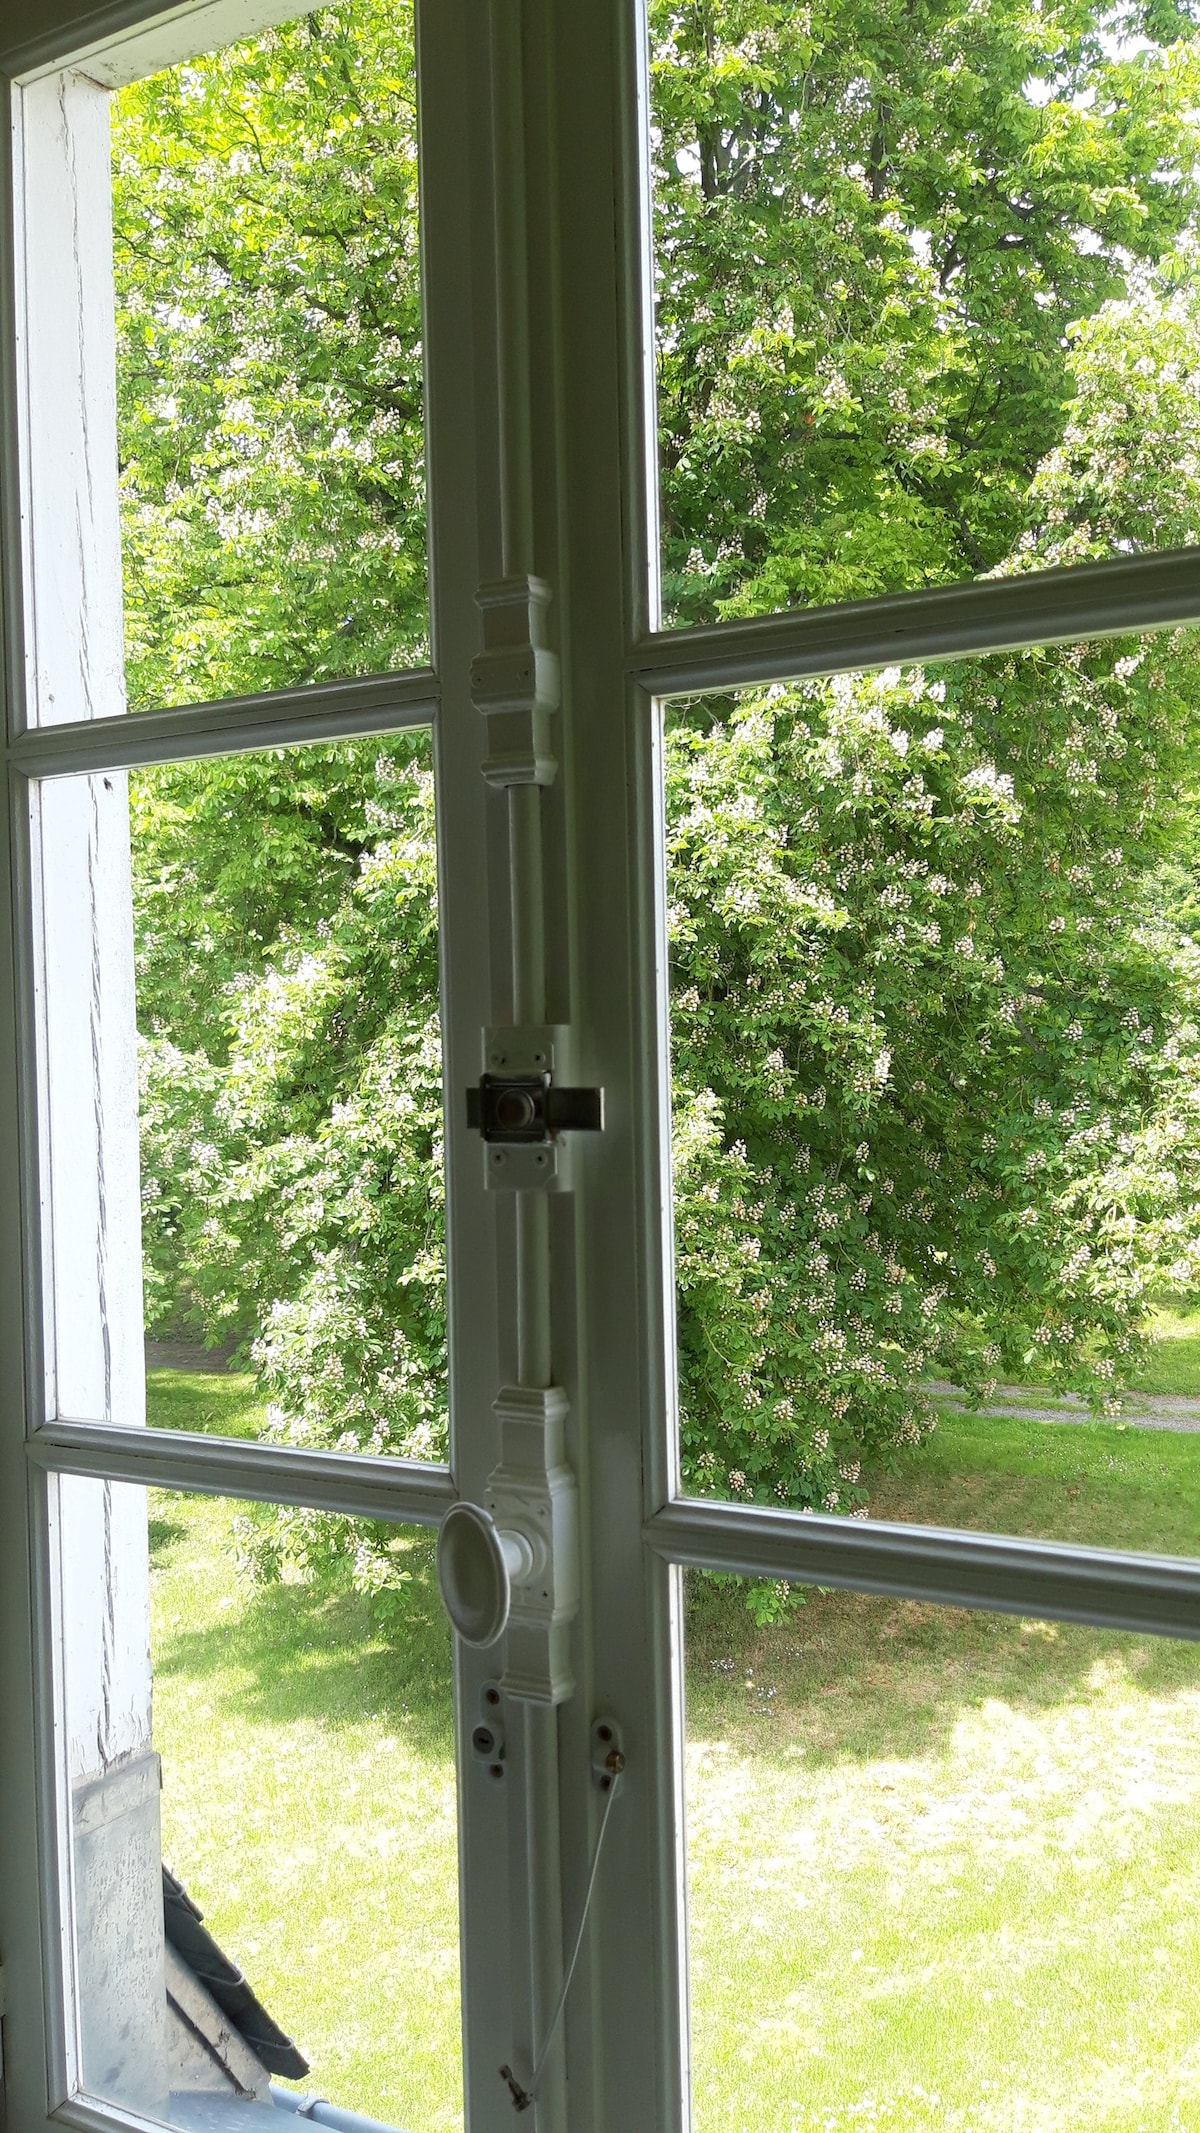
xmin=685 ymin=1575 xmax=1200 ymax=2131
xmin=114 ymin=4 xmax=426 ymax=707
xmin=62 ymin=1479 xmax=461 ymax=2130
xmin=36 ymin=735 xmax=446 ymax=1464
xmin=665 ymin=629 xmax=1200 ymax=1551
xmin=21 ymin=3 xmax=426 ymax=726
xmin=649 ymin=0 xmax=1200 ymax=630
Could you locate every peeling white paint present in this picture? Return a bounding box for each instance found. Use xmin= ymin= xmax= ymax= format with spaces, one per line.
xmin=15 ymin=70 xmax=125 ymax=731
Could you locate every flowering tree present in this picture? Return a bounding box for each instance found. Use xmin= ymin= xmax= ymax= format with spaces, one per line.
xmin=652 ymin=0 xmax=1200 ymax=619
xmin=113 ymin=1 xmax=426 ymax=709
xmin=669 ymin=631 xmax=1200 ymax=1514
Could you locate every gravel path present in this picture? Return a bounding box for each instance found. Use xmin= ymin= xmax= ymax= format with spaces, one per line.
xmin=145 ymin=1340 xmax=239 ymax=1374
xmin=146 ymin=1343 xmax=1200 ymax=1433
xmin=924 ymin=1378 xmax=1200 ymax=1433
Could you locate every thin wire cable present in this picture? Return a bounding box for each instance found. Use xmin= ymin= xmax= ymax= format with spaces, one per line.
xmin=525 ymin=1770 xmax=622 ymax=2105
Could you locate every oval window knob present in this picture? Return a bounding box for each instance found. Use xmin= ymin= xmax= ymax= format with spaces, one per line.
xmin=437 ymin=1501 xmax=535 ymax=1648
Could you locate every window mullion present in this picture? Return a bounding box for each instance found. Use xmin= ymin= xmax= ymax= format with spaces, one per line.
xmin=548 ymin=0 xmax=693 ymax=2122
xmin=415 ymin=0 xmax=538 ymax=2125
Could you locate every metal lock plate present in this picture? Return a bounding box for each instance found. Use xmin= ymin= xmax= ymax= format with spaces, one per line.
xmin=466 ymin=1074 xmax=603 ymax=1143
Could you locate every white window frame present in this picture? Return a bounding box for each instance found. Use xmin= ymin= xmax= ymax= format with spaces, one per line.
xmin=3 ymin=3 xmax=1200 ymax=2132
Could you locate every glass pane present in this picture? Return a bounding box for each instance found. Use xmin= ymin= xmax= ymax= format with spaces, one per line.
xmin=649 ymin=0 xmax=1200 ymax=629
xmin=20 ymin=4 xmax=426 ymax=728
xmin=666 ymin=628 xmax=1200 ymax=1551
xmin=686 ymin=1575 xmax=1200 ymax=2132
xmin=63 ymin=1479 xmax=460 ymax=2131
xmin=113 ymin=3 xmax=426 ymax=707
xmin=36 ymin=734 xmax=446 ymax=1464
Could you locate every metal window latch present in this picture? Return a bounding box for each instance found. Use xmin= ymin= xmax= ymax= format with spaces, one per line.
xmin=466 ymin=1073 xmax=603 ymax=1143
xmin=467 ymin=1027 xmax=603 ymax=1188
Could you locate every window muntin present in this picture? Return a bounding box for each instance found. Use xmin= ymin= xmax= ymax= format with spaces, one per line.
xmin=664 ymin=629 xmax=1200 ymax=1553
xmin=61 ymin=1477 xmax=462 ymax=2130
xmin=34 ymin=736 xmax=446 ymax=1466
xmin=648 ymin=0 xmax=1200 ymax=634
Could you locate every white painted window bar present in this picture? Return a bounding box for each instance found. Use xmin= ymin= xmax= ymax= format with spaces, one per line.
xmin=632 ymin=544 xmax=1200 ymax=697
xmin=12 ymin=546 xmax=1200 ymax=788
xmin=7 ymin=670 xmax=441 ymax=779
xmin=27 ymin=1424 xmax=456 ymax=1528
xmin=648 ymin=1499 xmax=1200 ymax=1642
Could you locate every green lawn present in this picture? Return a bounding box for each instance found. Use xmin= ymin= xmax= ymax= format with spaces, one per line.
xmin=146 ymin=1369 xmax=1200 ymax=2133
xmin=145 ymin=1382 xmax=461 ymax=2131
xmin=686 ymin=1584 xmax=1200 ymax=2133
xmin=1134 ymin=1301 xmax=1200 ymax=1398
xmin=146 ymin=1367 xmax=264 ymax=1438
xmin=874 ymin=1403 xmax=1200 ymax=1555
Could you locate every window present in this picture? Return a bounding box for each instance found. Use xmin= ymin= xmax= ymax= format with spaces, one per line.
xmin=3 ymin=2 xmax=1200 ymax=2131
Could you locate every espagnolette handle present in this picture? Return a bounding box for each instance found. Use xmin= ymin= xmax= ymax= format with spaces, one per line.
xmin=437 ymin=1501 xmax=537 ymax=1648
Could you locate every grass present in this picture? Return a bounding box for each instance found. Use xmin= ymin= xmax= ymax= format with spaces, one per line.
xmin=145 ymin=1464 xmax=462 ymax=2131
xmin=144 ymin=1366 xmax=1200 ymax=2133
xmin=685 ymin=1584 xmax=1200 ymax=2133
xmin=871 ymin=1405 xmax=1200 ymax=1555
xmin=146 ymin=1367 xmax=264 ymax=1439
xmin=1133 ymin=1301 xmax=1200 ymax=1398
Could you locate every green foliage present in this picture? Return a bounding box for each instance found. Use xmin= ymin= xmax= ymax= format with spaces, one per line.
xmin=112 ymin=0 xmax=426 ymax=709
xmin=137 ymin=739 xmax=447 ymax=1494
xmin=118 ymin=0 xmax=1200 ymax=1601
xmin=669 ymin=634 xmax=1200 ymax=1508
xmin=652 ymin=0 xmax=1200 ymax=620
xmin=1024 ymin=271 xmax=1200 ymax=563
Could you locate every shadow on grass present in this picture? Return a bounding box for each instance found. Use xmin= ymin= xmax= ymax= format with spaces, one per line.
xmin=685 ymin=1572 xmax=1200 ymax=1771
xmin=146 ymin=1366 xmax=453 ymax=1753
xmin=148 ymin=1514 xmax=187 ymax=1553
xmin=146 ymin=1368 xmax=265 ymax=1440
xmin=150 ymin=1364 xmax=1200 ymax=1777
xmin=153 ymin=1540 xmax=455 ymax=1759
